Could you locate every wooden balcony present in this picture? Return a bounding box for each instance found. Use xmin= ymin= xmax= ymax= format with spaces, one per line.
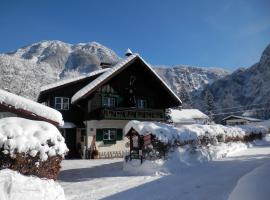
xmin=87 ymin=107 xmax=166 ymax=121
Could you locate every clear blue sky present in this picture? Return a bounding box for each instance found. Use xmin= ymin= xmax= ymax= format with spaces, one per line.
xmin=0 ymin=0 xmax=269 ymax=70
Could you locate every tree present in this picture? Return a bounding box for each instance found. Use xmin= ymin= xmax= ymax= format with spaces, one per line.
xmin=204 ymin=89 xmax=215 ymax=120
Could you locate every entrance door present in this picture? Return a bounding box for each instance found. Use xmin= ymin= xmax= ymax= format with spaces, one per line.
xmin=61 ymin=128 xmax=78 ymax=158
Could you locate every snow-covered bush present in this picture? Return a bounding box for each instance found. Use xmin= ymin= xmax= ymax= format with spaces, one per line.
xmin=0 ymin=117 xmax=68 ymax=180
xmin=124 ymin=120 xmax=266 ymax=163
xmin=0 ymin=169 xmax=65 ymax=200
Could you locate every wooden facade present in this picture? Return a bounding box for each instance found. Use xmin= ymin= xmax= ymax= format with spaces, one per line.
xmin=38 ymin=55 xmax=181 ymax=158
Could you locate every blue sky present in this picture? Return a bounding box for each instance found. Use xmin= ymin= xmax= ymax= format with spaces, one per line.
xmin=0 ymin=0 xmax=269 ymax=70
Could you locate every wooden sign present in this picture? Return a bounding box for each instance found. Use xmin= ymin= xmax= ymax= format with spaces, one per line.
xmin=143 ymin=134 xmax=151 ymax=146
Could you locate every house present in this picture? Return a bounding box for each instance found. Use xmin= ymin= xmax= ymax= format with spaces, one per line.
xmin=38 ymin=53 xmax=182 ymax=159
xmin=222 ymin=115 xmax=263 ymax=126
xmin=169 ymin=108 xmax=209 ymax=126
xmin=0 ymin=89 xmax=63 ymax=126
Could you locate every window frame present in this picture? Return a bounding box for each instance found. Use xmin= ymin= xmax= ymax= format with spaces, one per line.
xmin=102 ymin=96 xmax=116 ymax=108
xmin=137 ymin=99 xmax=147 ymax=109
xmin=103 ymin=129 xmax=116 ymax=141
xmin=54 ymin=97 xmax=70 ymax=110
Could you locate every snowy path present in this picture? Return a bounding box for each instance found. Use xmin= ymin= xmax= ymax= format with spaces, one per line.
xmin=59 ymin=143 xmax=270 ymax=200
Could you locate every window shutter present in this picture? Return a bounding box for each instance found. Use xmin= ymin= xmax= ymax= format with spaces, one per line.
xmin=116 ymin=129 xmax=123 ymax=140
xmin=96 ymin=129 xmax=103 ymax=141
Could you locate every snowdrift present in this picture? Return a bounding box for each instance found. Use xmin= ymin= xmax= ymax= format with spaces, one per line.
xmin=0 ymin=117 xmax=68 ymax=179
xmin=0 ymin=169 xmax=65 ymax=200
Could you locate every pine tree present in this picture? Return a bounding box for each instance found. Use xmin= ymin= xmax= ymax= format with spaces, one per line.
xmin=204 ymin=89 xmax=215 ymax=120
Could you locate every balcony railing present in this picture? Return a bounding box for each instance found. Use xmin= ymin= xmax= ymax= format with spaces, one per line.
xmin=89 ymin=107 xmax=166 ymax=121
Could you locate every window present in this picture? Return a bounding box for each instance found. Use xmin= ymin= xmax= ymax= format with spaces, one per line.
xmin=103 ymin=129 xmax=116 ymax=141
xmin=55 ymin=97 xmax=69 ymax=110
xmin=102 ymin=96 xmax=116 ymax=108
xmin=137 ymin=99 xmax=147 ymax=109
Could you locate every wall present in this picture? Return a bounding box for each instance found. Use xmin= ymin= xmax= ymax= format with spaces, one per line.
xmin=86 ymin=120 xmax=130 ymax=158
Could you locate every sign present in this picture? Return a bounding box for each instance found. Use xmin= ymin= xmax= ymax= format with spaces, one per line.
xmin=143 ymin=134 xmax=152 ymax=146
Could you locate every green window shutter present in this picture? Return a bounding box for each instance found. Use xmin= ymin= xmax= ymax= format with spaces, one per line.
xmin=96 ymin=129 xmax=103 ymax=141
xmin=116 ymin=129 xmax=123 ymax=140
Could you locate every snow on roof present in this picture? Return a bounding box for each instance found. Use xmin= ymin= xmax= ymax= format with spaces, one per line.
xmin=0 ymin=117 xmax=68 ymax=161
xmin=0 ymin=89 xmax=63 ymax=126
xmin=71 ymin=54 xmax=182 ymax=104
xmin=222 ymin=115 xmax=262 ymax=122
xmin=124 ymin=120 xmax=267 ymax=144
xmin=40 ymin=68 xmax=110 ymax=93
xmin=170 ymin=109 xmax=209 ymax=123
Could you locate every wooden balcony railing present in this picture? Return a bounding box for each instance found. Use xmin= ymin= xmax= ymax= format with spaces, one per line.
xmin=93 ymin=107 xmax=166 ymax=121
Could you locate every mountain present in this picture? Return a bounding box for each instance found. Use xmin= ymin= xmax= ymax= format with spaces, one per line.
xmin=0 ymin=40 xmax=228 ymax=102
xmin=194 ymin=44 xmax=270 ymax=120
xmin=0 ymin=40 xmax=120 ymax=99
xmin=155 ymin=66 xmax=229 ymax=107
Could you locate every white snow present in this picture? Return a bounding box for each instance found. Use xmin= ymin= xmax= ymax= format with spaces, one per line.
xmin=0 ymin=89 xmax=63 ymax=126
xmin=40 ymin=68 xmax=109 ymax=92
xmin=59 ymin=140 xmax=270 ymax=200
xmin=124 ymin=120 xmax=267 ymax=144
xmin=169 ymin=108 xmax=209 ymax=123
xmin=0 ymin=117 xmax=68 ymax=161
xmin=71 ymin=55 xmax=181 ymax=104
xmin=0 ymin=169 xmax=65 ymax=200
xmin=123 ymin=142 xmax=248 ymax=175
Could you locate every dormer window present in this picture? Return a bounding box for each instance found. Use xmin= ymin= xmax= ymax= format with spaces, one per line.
xmin=55 ymin=97 xmax=69 ymax=110
xmin=137 ymin=99 xmax=147 ymax=109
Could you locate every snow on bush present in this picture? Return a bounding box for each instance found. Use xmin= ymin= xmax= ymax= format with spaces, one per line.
xmin=0 ymin=89 xmax=64 ymax=126
xmin=0 ymin=169 xmax=65 ymax=200
xmin=124 ymin=120 xmax=267 ymax=144
xmin=0 ymin=117 xmax=68 ymax=161
xmin=123 ymin=142 xmax=248 ymax=175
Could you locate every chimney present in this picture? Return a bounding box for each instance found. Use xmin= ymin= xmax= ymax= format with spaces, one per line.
xmin=100 ymin=62 xmax=112 ymax=69
xmin=125 ymin=48 xmax=133 ymax=57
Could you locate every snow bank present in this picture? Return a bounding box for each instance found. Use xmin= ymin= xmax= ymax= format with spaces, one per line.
xmin=124 ymin=142 xmax=248 ymax=175
xmin=0 ymin=169 xmax=65 ymax=200
xmin=0 ymin=89 xmax=63 ymax=126
xmin=0 ymin=117 xmax=68 ymax=161
xmin=124 ymin=120 xmax=267 ymax=144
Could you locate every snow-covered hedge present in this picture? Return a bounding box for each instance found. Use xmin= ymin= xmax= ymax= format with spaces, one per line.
xmin=124 ymin=120 xmax=267 ymax=144
xmin=0 ymin=117 xmax=68 ymax=160
xmin=0 ymin=169 xmax=65 ymax=200
xmin=0 ymin=117 xmax=68 ymax=180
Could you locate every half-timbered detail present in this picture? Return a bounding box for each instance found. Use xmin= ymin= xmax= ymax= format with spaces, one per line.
xmin=38 ymin=53 xmax=182 ymax=159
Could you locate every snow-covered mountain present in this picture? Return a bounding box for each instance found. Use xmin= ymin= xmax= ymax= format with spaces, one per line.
xmin=0 ymin=41 xmax=120 ymax=99
xmin=0 ymin=40 xmax=228 ymax=101
xmin=194 ymin=44 xmax=270 ymax=120
xmin=155 ymin=66 xmax=229 ymax=107
xmin=8 ymin=40 xmax=120 ymax=77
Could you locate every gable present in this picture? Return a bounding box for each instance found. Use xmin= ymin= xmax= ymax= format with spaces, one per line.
xmin=71 ymin=55 xmax=181 ymax=108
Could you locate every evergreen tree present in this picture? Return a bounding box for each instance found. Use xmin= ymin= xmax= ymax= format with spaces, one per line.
xmin=204 ymin=89 xmax=215 ymax=120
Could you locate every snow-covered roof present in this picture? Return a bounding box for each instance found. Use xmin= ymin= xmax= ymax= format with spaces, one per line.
xmin=0 ymin=117 xmax=68 ymax=161
xmin=0 ymin=89 xmax=63 ymax=126
xmin=40 ymin=68 xmax=109 ymax=93
xmin=71 ymin=54 xmax=182 ymax=104
xmin=222 ymin=115 xmax=262 ymax=122
xmin=170 ymin=109 xmax=209 ymax=123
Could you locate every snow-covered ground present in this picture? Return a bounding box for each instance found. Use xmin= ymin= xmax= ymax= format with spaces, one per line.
xmin=59 ymin=140 xmax=270 ymax=200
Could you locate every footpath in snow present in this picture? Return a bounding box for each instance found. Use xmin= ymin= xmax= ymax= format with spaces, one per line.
xmin=59 ymin=141 xmax=270 ymax=200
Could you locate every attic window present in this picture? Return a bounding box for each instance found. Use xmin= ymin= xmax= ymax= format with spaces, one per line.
xmin=55 ymin=97 xmax=69 ymax=110
xmin=102 ymin=96 xmax=116 ymax=108
xmin=137 ymin=99 xmax=147 ymax=109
